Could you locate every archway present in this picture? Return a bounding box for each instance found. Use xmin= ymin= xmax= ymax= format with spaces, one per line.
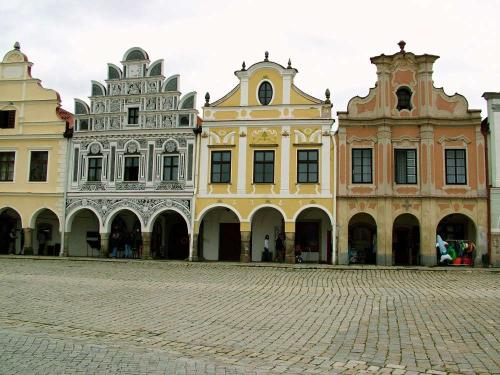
xmin=348 ymin=213 xmax=377 ymax=265
xmin=109 ymin=210 xmax=142 ymax=258
xmin=33 ymin=209 xmax=61 ymax=256
xmin=0 ymin=208 xmax=22 ymax=254
xmin=392 ymin=214 xmax=420 ymax=266
xmin=436 ymin=213 xmax=477 ymax=264
xmin=67 ymin=209 xmax=100 ymax=257
xmin=199 ymin=206 xmax=240 ymax=261
xmin=295 ymin=207 xmax=333 ymax=263
xmin=150 ymin=210 xmax=189 ymax=260
xmin=251 ymin=207 xmax=285 ymax=262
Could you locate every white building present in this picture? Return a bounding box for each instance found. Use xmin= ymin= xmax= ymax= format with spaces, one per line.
xmin=483 ymin=92 xmax=500 ymax=266
xmin=65 ymin=47 xmax=198 ymax=259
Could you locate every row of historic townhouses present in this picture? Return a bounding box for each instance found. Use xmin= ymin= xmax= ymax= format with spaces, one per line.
xmin=65 ymin=47 xmax=198 ymax=260
xmin=192 ymin=53 xmax=335 ymax=264
xmin=483 ymin=92 xmax=500 ymax=266
xmin=336 ymin=41 xmax=487 ymax=266
xmin=0 ymin=43 xmax=73 ymax=256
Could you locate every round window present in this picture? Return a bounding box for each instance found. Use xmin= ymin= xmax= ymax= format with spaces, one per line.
xmin=258 ymin=81 xmax=273 ymax=105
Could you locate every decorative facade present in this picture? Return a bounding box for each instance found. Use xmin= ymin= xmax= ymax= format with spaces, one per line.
xmin=66 ymin=47 xmax=198 ymax=259
xmin=336 ymin=42 xmax=487 ymax=266
xmin=0 ymin=42 xmax=73 ymax=256
xmin=193 ymin=53 xmax=335 ymax=263
xmin=483 ymin=92 xmax=500 ymax=266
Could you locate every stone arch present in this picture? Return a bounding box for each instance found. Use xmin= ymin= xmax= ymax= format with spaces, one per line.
xmin=295 ymin=206 xmax=334 ymax=264
xmin=197 ymin=205 xmax=241 ymax=261
xmin=436 ymin=213 xmax=479 ymax=265
xmin=347 ymin=212 xmax=377 ymax=265
xmin=123 ymin=139 xmax=141 ymax=153
xmin=29 ymin=207 xmax=62 ymax=232
xmin=392 ymin=213 xmax=420 ymax=266
xmin=0 ymin=205 xmax=23 ymax=227
xmin=248 ymin=204 xmax=287 ymax=222
xmin=104 ymin=207 xmax=144 ymax=233
xmin=250 ymin=206 xmax=286 ymax=262
xmin=146 ymin=207 xmax=191 ymax=233
xmin=65 ymin=206 xmax=104 ymax=232
xmin=292 ymin=204 xmax=333 ymax=224
xmin=197 ymin=203 xmax=243 ymax=223
xmin=0 ymin=207 xmax=23 ymax=255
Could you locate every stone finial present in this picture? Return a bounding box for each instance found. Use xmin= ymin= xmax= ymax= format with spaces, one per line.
xmin=287 ymin=58 xmax=292 ymax=68
xmin=204 ymin=92 xmax=210 ymax=107
xmin=242 ymin=61 xmax=246 ymax=71
xmin=14 ymin=41 xmax=20 ymax=50
xmin=264 ymin=51 xmax=269 ymax=61
xmin=325 ymin=88 xmax=331 ymax=104
xmin=398 ymin=40 xmax=406 ymax=53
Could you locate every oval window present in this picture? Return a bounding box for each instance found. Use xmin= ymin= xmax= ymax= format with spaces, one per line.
xmin=396 ymin=87 xmax=412 ymax=111
xmin=258 ymin=81 xmax=273 ymax=105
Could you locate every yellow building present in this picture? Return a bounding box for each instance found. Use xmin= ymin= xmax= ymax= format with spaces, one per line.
xmin=0 ymin=43 xmax=72 ymax=255
xmin=193 ymin=53 xmax=335 ymax=263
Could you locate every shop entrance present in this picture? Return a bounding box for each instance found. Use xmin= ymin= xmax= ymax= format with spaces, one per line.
xmin=348 ymin=213 xmax=377 ymax=264
xmin=392 ymin=214 xmax=420 ymax=266
xmin=251 ymin=207 xmax=285 ymax=262
xmin=67 ymin=208 xmax=100 ymax=257
xmin=33 ymin=209 xmax=61 ymax=256
xmin=151 ymin=210 xmax=189 ymax=260
xmin=436 ymin=214 xmax=477 ymax=265
xmin=0 ymin=208 xmax=22 ymax=254
xmin=295 ymin=207 xmax=333 ymax=263
xmin=109 ymin=210 xmax=142 ymax=258
xmin=219 ymin=223 xmax=241 ymax=261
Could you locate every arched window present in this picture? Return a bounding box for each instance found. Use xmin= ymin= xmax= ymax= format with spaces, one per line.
xmin=258 ymin=81 xmax=273 ymax=105
xmin=396 ymin=87 xmax=412 ymax=111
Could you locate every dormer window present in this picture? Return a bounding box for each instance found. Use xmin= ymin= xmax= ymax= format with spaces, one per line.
xmin=396 ymin=87 xmax=412 ymax=111
xmin=258 ymin=81 xmax=273 ymax=105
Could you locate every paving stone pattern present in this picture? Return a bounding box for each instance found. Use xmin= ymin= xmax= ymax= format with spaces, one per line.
xmin=0 ymin=258 xmax=498 ymax=374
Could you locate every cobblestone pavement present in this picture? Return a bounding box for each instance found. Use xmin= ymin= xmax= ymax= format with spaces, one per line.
xmin=0 ymin=258 xmax=498 ymax=375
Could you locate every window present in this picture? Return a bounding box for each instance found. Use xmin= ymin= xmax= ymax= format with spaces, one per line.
xmin=87 ymin=157 xmax=102 ymax=182
xmin=0 ymin=110 xmax=15 ymax=129
xmin=128 ymin=107 xmax=139 ymax=124
xmin=179 ymin=115 xmax=190 ymax=126
xmin=124 ymin=156 xmax=139 ymax=181
xmin=352 ymin=148 xmax=372 ymax=184
xmin=211 ymin=151 xmax=231 ymax=183
xmin=445 ymin=149 xmax=467 ymax=185
xmin=258 ymin=81 xmax=273 ymax=105
xmin=29 ymin=151 xmax=48 ymax=182
xmin=395 ymin=149 xmax=417 ymax=184
xmin=163 ymin=155 xmax=179 ymax=181
xmin=79 ymin=119 xmax=89 ymax=131
xmin=396 ymin=87 xmax=412 ymax=111
xmin=254 ymin=150 xmax=274 ymax=183
xmin=297 ymin=150 xmax=318 ymax=183
xmin=0 ymin=152 xmax=15 ymax=181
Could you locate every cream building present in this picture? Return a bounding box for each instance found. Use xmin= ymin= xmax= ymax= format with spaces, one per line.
xmin=0 ymin=42 xmax=72 ymax=255
xmin=193 ymin=53 xmax=335 ymax=263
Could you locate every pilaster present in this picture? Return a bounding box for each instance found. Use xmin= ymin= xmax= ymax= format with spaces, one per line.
xmin=285 ymin=232 xmax=295 ymax=264
xmin=23 ymin=228 xmax=33 ymax=255
xmin=240 ymin=230 xmax=251 ymax=263
xmin=99 ymin=232 xmax=109 ymax=258
xmin=141 ymin=232 xmax=152 ymax=259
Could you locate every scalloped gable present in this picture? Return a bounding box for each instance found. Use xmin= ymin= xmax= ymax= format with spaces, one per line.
xmin=340 ymin=49 xmax=479 ymax=120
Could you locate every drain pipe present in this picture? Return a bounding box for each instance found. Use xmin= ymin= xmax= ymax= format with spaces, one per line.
xmin=189 ymin=117 xmax=202 ymax=261
xmin=331 ymin=125 xmax=337 ymax=265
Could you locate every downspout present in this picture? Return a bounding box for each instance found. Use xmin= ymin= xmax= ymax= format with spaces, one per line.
xmin=189 ymin=117 xmax=202 ymax=261
xmin=481 ymin=118 xmax=491 ymax=266
xmin=331 ymin=126 xmax=337 ymax=265
xmin=60 ymin=120 xmax=73 ymax=256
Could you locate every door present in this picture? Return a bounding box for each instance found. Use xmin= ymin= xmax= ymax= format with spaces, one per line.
xmin=219 ymin=223 xmax=241 ymax=261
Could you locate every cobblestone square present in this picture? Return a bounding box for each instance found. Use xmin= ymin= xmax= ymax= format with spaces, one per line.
xmin=0 ymin=258 xmax=498 ymax=374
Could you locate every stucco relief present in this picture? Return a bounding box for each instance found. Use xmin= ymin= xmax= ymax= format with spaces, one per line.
xmin=293 ymin=128 xmax=321 ymax=144
xmin=250 ymin=128 xmax=278 ymax=144
xmin=66 ymin=197 xmax=191 ymax=227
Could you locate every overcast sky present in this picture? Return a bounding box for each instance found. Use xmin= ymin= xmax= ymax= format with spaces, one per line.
xmin=1 ymin=0 xmax=499 ymax=120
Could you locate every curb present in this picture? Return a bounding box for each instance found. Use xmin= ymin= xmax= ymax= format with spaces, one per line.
xmin=0 ymin=255 xmax=498 ymax=272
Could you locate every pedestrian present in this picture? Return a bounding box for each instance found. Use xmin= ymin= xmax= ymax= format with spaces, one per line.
xmin=262 ymin=234 xmax=271 ymax=262
xmin=110 ymin=229 xmax=120 ymax=258
xmin=123 ymin=232 xmax=132 ymax=258
xmin=275 ymin=234 xmax=284 ymax=262
xmin=8 ymin=228 xmax=16 ymax=254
